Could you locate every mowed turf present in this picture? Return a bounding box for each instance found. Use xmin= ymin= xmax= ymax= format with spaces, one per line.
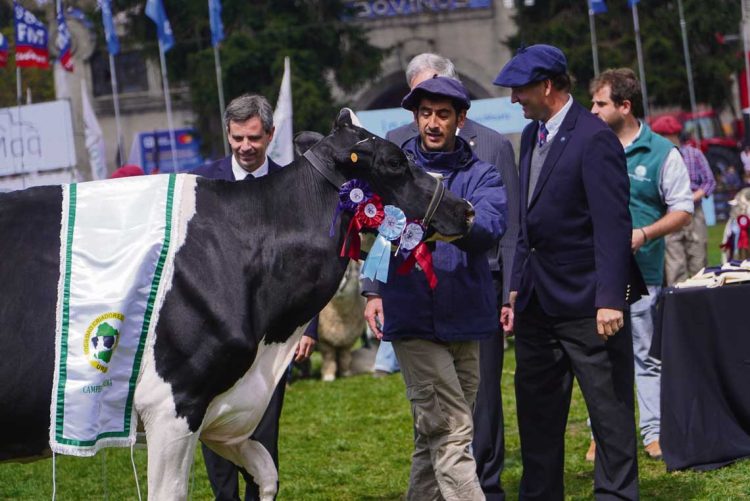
xmin=1 ymin=225 xmax=747 ymax=500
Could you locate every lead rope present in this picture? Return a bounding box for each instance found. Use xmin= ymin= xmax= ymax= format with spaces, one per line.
xmin=131 ymin=443 xmax=143 ymax=501
xmin=51 ymin=452 xmax=56 ymax=501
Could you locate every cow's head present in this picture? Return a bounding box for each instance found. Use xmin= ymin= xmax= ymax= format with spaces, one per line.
xmin=319 ymin=108 xmax=473 ymax=239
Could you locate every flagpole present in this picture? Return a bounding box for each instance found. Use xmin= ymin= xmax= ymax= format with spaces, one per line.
xmin=741 ymin=0 xmax=750 ymax=145
xmin=677 ymin=0 xmax=698 ymax=136
xmin=631 ymin=3 xmax=649 ymax=118
xmin=213 ymin=43 xmax=228 ymax=157
xmin=108 ymin=53 xmax=125 ymax=165
xmin=157 ymin=40 xmax=179 ymax=173
xmin=588 ymin=4 xmax=600 ymax=76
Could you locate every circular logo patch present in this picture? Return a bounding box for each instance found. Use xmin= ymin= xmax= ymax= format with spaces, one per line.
xmin=83 ymin=312 xmax=124 ymax=373
xmin=635 ymin=165 xmax=647 ymax=178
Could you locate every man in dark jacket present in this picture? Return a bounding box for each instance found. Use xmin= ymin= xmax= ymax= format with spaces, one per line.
xmin=384 ymin=52 xmax=518 ymax=500
xmin=364 ymin=76 xmax=507 ymax=500
xmin=193 ymin=93 xmax=316 ymax=501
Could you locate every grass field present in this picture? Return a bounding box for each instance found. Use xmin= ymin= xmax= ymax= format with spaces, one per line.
xmin=1 ymin=224 xmax=747 ymax=500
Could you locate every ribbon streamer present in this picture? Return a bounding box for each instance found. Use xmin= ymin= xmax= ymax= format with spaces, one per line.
xmin=397 ymin=241 xmax=438 ymax=289
xmin=362 ymin=206 xmax=406 ymax=282
xmin=330 ymin=179 xmax=372 ymax=237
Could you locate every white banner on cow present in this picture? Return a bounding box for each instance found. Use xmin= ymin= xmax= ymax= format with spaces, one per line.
xmin=0 ymin=100 xmax=77 ymax=176
xmin=50 ymin=174 xmax=185 ymax=456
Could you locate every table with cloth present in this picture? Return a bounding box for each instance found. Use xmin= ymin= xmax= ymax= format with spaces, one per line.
xmin=653 ymin=280 xmax=750 ymax=471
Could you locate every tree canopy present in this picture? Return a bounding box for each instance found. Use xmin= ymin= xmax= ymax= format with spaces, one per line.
xmin=508 ymin=0 xmax=742 ymax=113
xmin=112 ymin=0 xmax=384 ymax=157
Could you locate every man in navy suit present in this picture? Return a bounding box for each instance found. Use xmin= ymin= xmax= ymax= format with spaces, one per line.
xmin=495 ymin=46 xmax=640 ymax=500
xmin=376 ymin=53 xmax=518 ymax=500
xmin=194 ymin=93 xmax=316 ymax=501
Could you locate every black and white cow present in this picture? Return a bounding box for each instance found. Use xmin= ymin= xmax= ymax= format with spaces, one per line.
xmin=0 ymin=110 xmax=472 ymax=499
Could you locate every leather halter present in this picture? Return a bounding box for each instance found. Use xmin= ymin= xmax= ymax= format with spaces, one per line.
xmin=303 ymin=138 xmax=447 ymax=228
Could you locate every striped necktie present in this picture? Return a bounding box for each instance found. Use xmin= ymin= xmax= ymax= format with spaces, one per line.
xmin=538 ymin=122 xmax=549 ymax=148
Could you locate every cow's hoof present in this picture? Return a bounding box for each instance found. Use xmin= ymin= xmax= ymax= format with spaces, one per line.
xmin=322 ymin=373 xmax=336 ymax=382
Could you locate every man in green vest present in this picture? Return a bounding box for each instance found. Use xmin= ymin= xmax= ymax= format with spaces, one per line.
xmin=589 ymin=68 xmax=693 ymax=461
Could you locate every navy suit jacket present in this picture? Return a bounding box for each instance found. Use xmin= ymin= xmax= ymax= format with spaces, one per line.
xmin=193 ymin=155 xmax=283 ymax=181
xmin=510 ymin=100 xmax=641 ymax=317
xmin=386 ymin=118 xmax=519 ymax=303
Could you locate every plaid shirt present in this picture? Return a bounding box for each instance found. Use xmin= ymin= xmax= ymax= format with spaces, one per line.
xmin=679 ymin=145 xmax=716 ymax=197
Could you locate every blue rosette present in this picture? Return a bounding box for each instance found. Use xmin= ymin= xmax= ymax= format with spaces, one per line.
xmin=330 ymin=179 xmax=373 ymax=237
xmin=361 ymin=205 xmax=406 ymax=283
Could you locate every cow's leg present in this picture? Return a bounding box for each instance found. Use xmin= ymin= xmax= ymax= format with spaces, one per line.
xmin=338 ymin=346 xmax=353 ymax=378
xmin=143 ymin=417 xmax=200 ymax=500
xmin=204 ymin=439 xmax=278 ymax=501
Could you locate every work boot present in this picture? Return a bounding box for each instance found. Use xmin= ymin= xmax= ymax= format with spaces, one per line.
xmin=645 ymin=440 xmax=663 ymax=460
xmin=585 ymin=440 xmax=596 ymax=462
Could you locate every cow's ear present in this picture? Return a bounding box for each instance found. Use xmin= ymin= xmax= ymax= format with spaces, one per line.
xmin=332 ymin=139 xmax=375 ymax=168
xmin=336 ymin=109 xmax=353 ymax=128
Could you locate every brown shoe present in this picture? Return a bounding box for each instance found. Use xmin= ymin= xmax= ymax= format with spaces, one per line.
xmin=585 ymin=440 xmax=596 ymax=462
xmin=645 ymin=440 xmax=663 ymax=460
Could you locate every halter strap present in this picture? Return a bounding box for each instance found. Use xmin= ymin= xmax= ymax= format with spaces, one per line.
xmin=421 ymin=175 xmax=445 ymax=229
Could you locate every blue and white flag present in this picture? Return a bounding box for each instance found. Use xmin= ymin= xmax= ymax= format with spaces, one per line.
xmin=13 ymin=0 xmax=50 ymax=69
xmin=145 ymin=0 xmax=174 ymax=52
xmin=99 ymin=0 xmax=119 ymax=55
xmin=589 ymin=0 xmax=607 ymax=14
xmin=56 ymin=10 xmax=74 ymax=72
xmin=208 ymin=0 xmax=224 ymax=47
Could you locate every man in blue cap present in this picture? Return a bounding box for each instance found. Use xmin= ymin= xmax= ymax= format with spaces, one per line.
xmin=364 ymin=76 xmax=507 ymax=500
xmin=495 ymin=45 xmax=642 ymax=500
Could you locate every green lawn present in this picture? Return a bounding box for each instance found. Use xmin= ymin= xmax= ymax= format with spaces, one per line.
xmin=1 ymin=223 xmax=746 ymax=500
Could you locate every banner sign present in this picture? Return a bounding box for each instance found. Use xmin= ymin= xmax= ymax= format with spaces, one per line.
xmin=56 ymin=10 xmax=74 ymax=71
xmin=346 ymin=0 xmax=491 ymax=19
xmin=131 ymin=128 xmax=204 ymax=174
xmin=0 ymin=32 xmax=8 ymax=68
xmin=13 ymin=1 xmax=50 ymax=69
xmin=356 ymin=96 xmax=531 ymax=139
xmin=0 ymin=100 xmax=77 ymax=176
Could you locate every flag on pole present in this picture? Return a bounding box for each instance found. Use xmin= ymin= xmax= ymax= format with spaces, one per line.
xmin=0 ymin=33 xmax=8 ymax=68
xmin=208 ymin=0 xmax=224 ymax=47
xmin=145 ymin=0 xmax=174 ymax=52
xmin=56 ymin=10 xmax=74 ymax=72
xmin=81 ymin=79 xmax=108 ymax=180
xmin=268 ymin=57 xmax=294 ymax=166
xmin=589 ymin=0 xmax=607 ymax=14
xmin=628 ymin=0 xmax=639 ymax=6
xmin=99 ymin=0 xmax=120 ymax=55
xmin=13 ymin=1 xmax=50 ymax=69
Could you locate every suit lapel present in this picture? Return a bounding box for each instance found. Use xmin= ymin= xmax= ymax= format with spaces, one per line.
xmin=519 ymin=124 xmax=536 ymax=213
xmin=458 ymin=120 xmax=478 ymax=149
xmin=527 ymin=102 xmax=580 ymax=210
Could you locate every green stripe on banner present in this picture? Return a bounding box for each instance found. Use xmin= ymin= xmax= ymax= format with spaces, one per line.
xmin=56 ymin=184 xmax=77 ymax=441
xmin=124 ymin=173 xmax=176 ymax=431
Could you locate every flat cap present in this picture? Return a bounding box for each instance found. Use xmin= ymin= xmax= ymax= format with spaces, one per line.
xmin=401 ymin=76 xmax=471 ymax=111
xmin=493 ymin=44 xmax=568 ymax=87
xmin=650 ymin=115 xmax=683 ymax=135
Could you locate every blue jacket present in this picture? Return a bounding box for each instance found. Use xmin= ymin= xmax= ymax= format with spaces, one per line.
xmin=380 ymin=136 xmax=507 ymax=342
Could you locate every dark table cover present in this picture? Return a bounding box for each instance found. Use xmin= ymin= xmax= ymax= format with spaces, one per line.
xmin=654 ymin=283 xmax=750 ymax=471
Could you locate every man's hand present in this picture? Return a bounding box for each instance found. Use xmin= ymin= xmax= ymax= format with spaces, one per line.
xmin=365 ymin=296 xmax=385 ymax=340
xmin=631 ymin=228 xmax=647 ymax=253
xmin=500 ymin=290 xmax=517 ymax=336
xmin=596 ymin=308 xmax=624 ymax=341
xmin=294 ymin=335 xmax=316 ymax=362
xmin=500 ymin=305 xmax=514 ymax=336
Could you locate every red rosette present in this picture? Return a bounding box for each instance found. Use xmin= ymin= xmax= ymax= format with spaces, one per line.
xmin=737 ymin=215 xmax=750 ymax=250
xmin=340 ymin=195 xmax=385 ymax=259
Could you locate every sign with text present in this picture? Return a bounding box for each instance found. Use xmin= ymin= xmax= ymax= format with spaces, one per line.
xmin=0 ymin=100 xmax=77 ymax=177
xmin=356 ymin=96 xmax=530 ymax=139
xmin=346 ymin=0 xmax=491 ymax=19
xmin=132 ymin=129 xmax=204 ymax=174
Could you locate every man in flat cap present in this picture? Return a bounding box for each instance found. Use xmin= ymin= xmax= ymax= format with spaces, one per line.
xmin=496 ymin=45 xmax=642 ymax=500
xmin=364 ymin=76 xmax=507 ymax=500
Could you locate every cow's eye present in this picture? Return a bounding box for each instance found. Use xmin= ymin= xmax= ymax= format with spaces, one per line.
xmin=388 ymin=158 xmax=402 ymax=173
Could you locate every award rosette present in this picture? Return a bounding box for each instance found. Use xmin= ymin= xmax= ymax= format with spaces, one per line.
xmin=737 ymin=214 xmax=749 ymax=251
xmin=397 ymin=221 xmax=438 ymax=289
xmin=362 ymin=205 xmax=406 ymax=282
xmin=330 ymin=179 xmax=372 ymax=237
xmin=341 ymin=195 xmax=384 ymax=259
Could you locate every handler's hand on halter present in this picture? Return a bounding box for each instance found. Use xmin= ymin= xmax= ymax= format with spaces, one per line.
xmin=596 ymin=308 xmax=624 ymax=342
